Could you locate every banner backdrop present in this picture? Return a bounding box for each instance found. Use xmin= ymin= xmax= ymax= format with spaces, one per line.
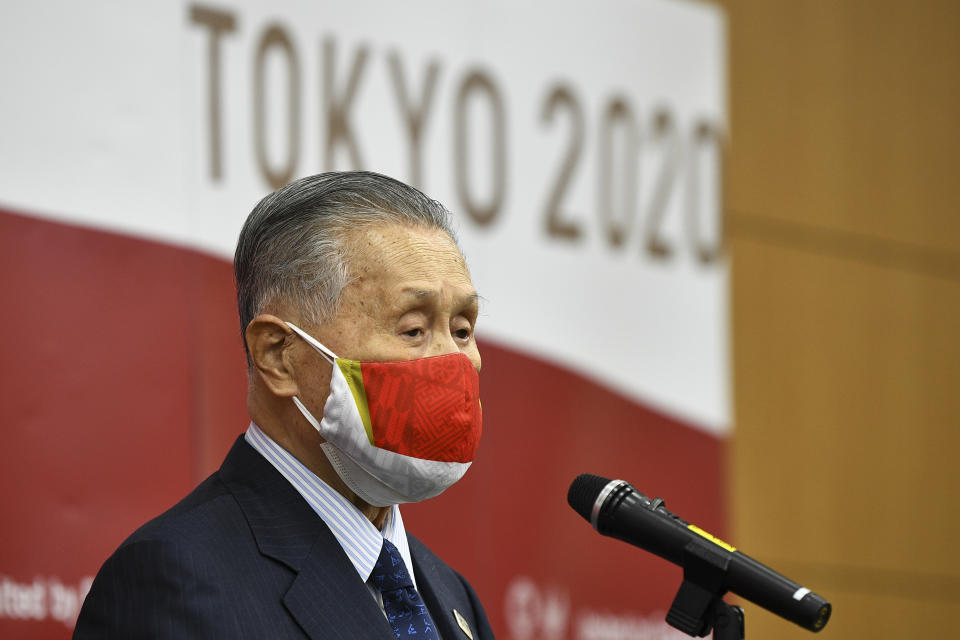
xmin=0 ymin=1 xmax=727 ymax=637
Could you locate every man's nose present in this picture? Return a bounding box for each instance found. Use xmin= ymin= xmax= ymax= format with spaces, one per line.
xmin=428 ymin=329 xmax=460 ymax=357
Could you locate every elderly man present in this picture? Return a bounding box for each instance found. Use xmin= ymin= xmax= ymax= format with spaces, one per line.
xmin=75 ymin=172 xmax=493 ymax=639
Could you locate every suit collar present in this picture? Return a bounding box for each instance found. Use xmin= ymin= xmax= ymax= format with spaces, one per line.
xmin=219 ymin=435 xmax=320 ymax=571
xmin=219 ymin=436 xmax=395 ymax=639
xmin=243 ymin=423 xmax=416 ymax=585
xmin=409 ymin=534 xmax=481 ymax=640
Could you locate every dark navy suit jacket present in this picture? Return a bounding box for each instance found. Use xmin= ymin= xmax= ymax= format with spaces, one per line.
xmin=74 ymin=436 xmax=494 ymax=639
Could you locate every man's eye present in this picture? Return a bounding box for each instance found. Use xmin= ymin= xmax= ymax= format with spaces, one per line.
xmin=403 ymin=328 xmax=423 ymax=338
xmin=454 ymin=328 xmax=471 ymax=340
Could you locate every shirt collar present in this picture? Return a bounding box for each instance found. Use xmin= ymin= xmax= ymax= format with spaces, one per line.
xmin=244 ymin=423 xmax=416 ymax=587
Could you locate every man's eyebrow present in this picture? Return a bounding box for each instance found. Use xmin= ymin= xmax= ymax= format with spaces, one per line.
xmin=400 ymin=289 xmax=481 ymax=305
xmin=462 ymin=292 xmax=481 ymax=307
xmin=403 ymin=288 xmax=437 ymax=299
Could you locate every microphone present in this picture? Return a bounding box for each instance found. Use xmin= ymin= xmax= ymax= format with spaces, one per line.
xmin=568 ymin=473 xmax=831 ymax=633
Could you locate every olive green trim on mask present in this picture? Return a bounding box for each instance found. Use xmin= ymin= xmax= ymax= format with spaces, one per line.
xmin=336 ymin=358 xmax=375 ymax=445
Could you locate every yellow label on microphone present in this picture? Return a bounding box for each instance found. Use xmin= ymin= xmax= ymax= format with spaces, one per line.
xmin=688 ymin=524 xmax=737 ymax=552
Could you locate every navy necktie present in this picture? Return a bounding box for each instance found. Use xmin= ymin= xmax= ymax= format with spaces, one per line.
xmin=370 ymin=538 xmax=439 ymax=639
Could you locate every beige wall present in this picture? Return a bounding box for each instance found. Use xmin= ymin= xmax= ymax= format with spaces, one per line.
xmin=711 ymin=0 xmax=960 ymax=637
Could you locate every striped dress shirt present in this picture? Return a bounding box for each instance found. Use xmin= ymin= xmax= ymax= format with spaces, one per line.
xmin=244 ymin=423 xmax=417 ymax=601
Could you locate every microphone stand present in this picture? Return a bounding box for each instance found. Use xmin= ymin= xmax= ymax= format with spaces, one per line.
xmin=665 ymin=537 xmax=746 ymax=640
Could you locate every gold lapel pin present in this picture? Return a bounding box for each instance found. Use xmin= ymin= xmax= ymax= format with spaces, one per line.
xmin=452 ymin=609 xmax=473 ymax=639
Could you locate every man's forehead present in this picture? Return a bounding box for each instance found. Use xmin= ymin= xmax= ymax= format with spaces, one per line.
xmin=346 ymin=224 xmax=468 ymax=274
xmin=357 ymin=222 xmax=457 ymax=249
xmin=338 ymin=223 xmax=474 ymax=298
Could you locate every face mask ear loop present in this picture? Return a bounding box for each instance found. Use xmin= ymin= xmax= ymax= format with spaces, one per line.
xmin=292 ymin=396 xmax=323 ymax=434
xmin=286 ymin=321 xmax=338 ymax=439
xmin=285 ymin=321 xmax=338 ymax=365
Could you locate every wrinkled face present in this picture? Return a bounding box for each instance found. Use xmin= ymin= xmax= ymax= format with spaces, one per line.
xmin=293 ymin=222 xmax=481 ymax=415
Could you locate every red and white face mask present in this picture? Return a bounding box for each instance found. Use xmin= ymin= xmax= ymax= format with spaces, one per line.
xmin=286 ymin=322 xmax=482 ymax=507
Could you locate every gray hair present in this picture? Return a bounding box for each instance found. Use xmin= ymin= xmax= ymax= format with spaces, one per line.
xmin=234 ymin=171 xmax=457 ymax=354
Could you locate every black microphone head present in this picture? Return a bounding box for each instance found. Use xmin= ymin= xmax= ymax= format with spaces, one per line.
xmin=567 ymin=473 xmax=613 ymax=522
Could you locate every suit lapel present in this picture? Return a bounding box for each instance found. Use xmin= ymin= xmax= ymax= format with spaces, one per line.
xmin=283 ymin=544 xmax=394 ymax=640
xmin=219 ymin=437 xmax=394 ymax=640
xmin=408 ymin=535 xmax=477 ymax=640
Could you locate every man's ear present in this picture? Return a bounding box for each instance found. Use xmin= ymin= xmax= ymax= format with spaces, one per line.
xmin=246 ymin=314 xmax=299 ymax=397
